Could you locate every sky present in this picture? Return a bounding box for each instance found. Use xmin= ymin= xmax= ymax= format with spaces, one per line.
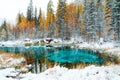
xmin=0 ymin=0 xmax=74 ymax=25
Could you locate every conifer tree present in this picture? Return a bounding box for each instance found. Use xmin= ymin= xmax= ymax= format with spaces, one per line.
xmin=56 ymin=0 xmax=67 ymax=39
xmin=111 ymin=0 xmax=120 ymax=41
xmin=0 ymin=20 xmax=8 ymax=41
xmin=46 ymin=0 xmax=55 ymax=38
xmin=27 ymin=0 xmax=33 ymax=21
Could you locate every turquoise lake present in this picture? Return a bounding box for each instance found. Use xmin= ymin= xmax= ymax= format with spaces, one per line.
xmin=0 ymin=46 xmax=103 ymax=64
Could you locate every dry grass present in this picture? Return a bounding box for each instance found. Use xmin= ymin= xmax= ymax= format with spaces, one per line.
xmin=0 ymin=50 xmax=5 ymax=54
xmin=0 ymin=53 xmax=24 ymax=59
xmin=0 ymin=51 xmax=26 ymax=69
xmin=0 ymin=50 xmax=24 ymax=58
xmin=99 ymin=52 xmax=120 ymax=66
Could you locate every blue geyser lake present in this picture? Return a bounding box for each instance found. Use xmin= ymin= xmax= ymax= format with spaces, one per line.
xmin=0 ymin=46 xmax=103 ymax=64
xmin=48 ymin=49 xmax=103 ymax=64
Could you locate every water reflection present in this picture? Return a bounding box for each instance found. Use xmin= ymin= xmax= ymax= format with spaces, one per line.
xmin=0 ymin=46 xmax=104 ymax=73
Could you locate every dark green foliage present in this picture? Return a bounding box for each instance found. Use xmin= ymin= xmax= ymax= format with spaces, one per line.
xmin=25 ymin=42 xmax=32 ymax=46
xmin=27 ymin=0 xmax=33 ymax=21
xmin=17 ymin=12 xmax=22 ymax=24
xmin=111 ymin=0 xmax=120 ymax=41
xmin=56 ymin=0 xmax=67 ymax=39
xmin=0 ymin=20 xmax=8 ymax=41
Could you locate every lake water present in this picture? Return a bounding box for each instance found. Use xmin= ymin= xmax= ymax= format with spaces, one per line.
xmin=0 ymin=46 xmax=104 ymax=73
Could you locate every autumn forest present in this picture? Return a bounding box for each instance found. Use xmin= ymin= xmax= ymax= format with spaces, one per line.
xmin=0 ymin=0 xmax=120 ymax=42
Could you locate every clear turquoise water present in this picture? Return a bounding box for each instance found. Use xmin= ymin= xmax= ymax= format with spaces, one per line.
xmin=48 ymin=49 xmax=103 ymax=64
xmin=0 ymin=46 xmax=103 ymax=64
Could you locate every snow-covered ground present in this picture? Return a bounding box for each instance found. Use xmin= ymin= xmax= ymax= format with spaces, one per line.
xmin=0 ymin=65 xmax=120 ymax=80
xmin=0 ymin=53 xmax=26 ymax=68
xmin=0 ymin=40 xmax=24 ymax=47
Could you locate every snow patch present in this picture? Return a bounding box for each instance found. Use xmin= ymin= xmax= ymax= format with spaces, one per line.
xmin=0 ymin=65 xmax=120 ymax=80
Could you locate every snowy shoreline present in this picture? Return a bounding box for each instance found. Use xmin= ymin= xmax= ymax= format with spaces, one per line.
xmin=0 ymin=40 xmax=120 ymax=80
xmin=0 ymin=40 xmax=120 ymax=64
xmin=0 ymin=65 xmax=120 ymax=80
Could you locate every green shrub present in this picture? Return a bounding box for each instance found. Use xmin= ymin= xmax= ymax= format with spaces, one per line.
xmin=33 ymin=42 xmax=39 ymax=46
xmin=25 ymin=42 xmax=32 ymax=46
xmin=40 ymin=41 xmax=46 ymax=46
xmin=71 ymin=42 xmax=76 ymax=46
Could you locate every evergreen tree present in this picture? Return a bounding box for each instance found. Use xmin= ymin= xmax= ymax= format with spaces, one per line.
xmin=111 ymin=0 xmax=120 ymax=41
xmin=34 ymin=7 xmax=40 ymax=38
xmin=34 ymin=7 xmax=38 ymax=28
xmin=38 ymin=9 xmax=45 ymax=38
xmin=46 ymin=0 xmax=55 ymax=38
xmin=0 ymin=20 xmax=8 ymax=41
xmin=17 ymin=11 xmax=22 ymax=24
xmin=84 ymin=0 xmax=104 ymax=42
xmin=95 ymin=0 xmax=104 ymax=41
xmin=16 ymin=12 xmax=22 ymax=39
xmin=77 ymin=5 xmax=81 ymax=28
xmin=76 ymin=4 xmax=83 ymax=38
xmin=84 ymin=0 xmax=97 ymax=42
xmin=56 ymin=0 xmax=67 ymax=40
xmin=27 ymin=0 xmax=33 ymax=21
xmin=38 ymin=9 xmax=43 ymax=30
xmin=105 ymin=0 xmax=113 ymax=41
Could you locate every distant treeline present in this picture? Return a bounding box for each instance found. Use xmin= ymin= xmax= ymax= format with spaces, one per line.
xmin=0 ymin=0 xmax=120 ymax=42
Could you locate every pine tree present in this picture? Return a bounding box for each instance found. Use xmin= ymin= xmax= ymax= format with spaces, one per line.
xmin=38 ymin=9 xmax=43 ymax=30
xmin=16 ymin=12 xmax=23 ymax=39
xmin=84 ymin=0 xmax=105 ymax=42
xmin=56 ymin=0 xmax=67 ymax=40
xmin=46 ymin=0 xmax=55 ymax=38
xmin=76 ymin=4 xmax=84 ymax=38
xmin=95 ymin=0 xmax=104 ymax=41
xmin=34 ymin=7 xmax=38 ymax=28
xmin=27 ymin=0 xmax=33 ymax=21
xmin=38 ymin=9 xmax=46 ymax=38
xmin=46 ymin=0 xmax=54 ymax=24
xmin=17 ymin=11 xmax=22 ymax=24
xmin=0 ymin=20 xmax=8 ymax=41
xmin=84 ymin=0 xmax=97 ymax=42
xmin=77 ymin=5 xmax=81 ymax=28
xmin=105 ymin=0 xmax=113 ymax=41
xmin=111 ymin=0 xmax=120 ymax=41
xmin=34 ymin=7 xmax=40 ymax=38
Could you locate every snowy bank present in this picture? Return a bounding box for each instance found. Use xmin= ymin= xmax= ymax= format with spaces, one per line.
xmin=0 ymin=53 xmax=26 ymax=68
xmin=77 ymin=42 xmax=120 ymax=61
xmin=0 ymin=65 xmax=120 ymax=80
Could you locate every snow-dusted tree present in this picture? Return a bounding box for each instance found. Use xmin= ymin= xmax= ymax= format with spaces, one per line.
xmin=56 ymin=0 xmax=67 ymax=40
xmin=38 ymin=9 xmax=46 ymax=38
xmin=111 ymin=0 xmax=120 ymax=41
xmin=65 ymin=3 xmax=78 ymax=40
xmin=34 ymin=7 xmax=40 ymax=38
xmin=46 ymin=0 xmax=55 ymax=38
xmin=84 ymin=0 xmax=105 ymax=42
xmin=76 ymin=4 xmax=84 ymax=39
xmin=34 ymin=7 xmax=39 ymax=29
xmin=17 ymin=11 xmax=22 ymax=24
xmin=26 ymin=0 xmax=34 ymax=38
xmin=16 ymin=12 xmax=24 ymax=39
xmin=0 ymin=20 xmax=8 ymax=41
xmin=104 ymin=0 xmax=113 ymax=41
xmin=84 ymin=0 xmax=97 ymax=42
xmin=27 ymin=0 xmax=34 ymax=22
xmin=6 ymin=24 xmax=15 ymax=40
xmin=95 ymin=0 xmax=104 ymax=41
